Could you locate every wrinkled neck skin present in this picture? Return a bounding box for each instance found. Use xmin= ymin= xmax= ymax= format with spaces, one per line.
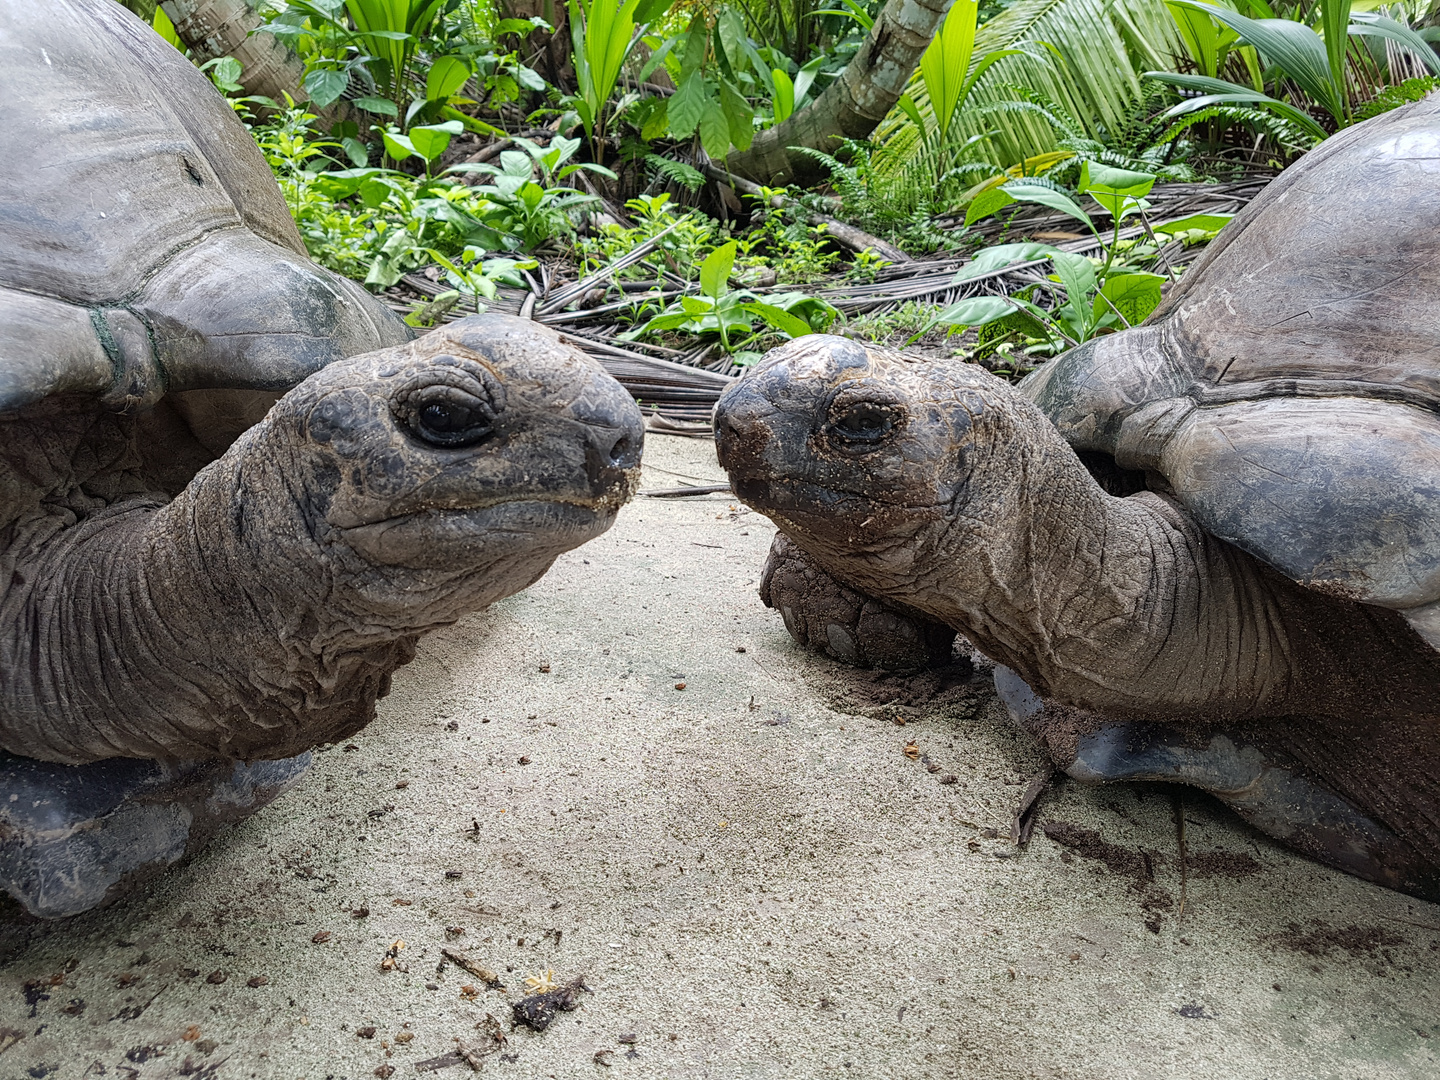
xmin=791 ymin=399 xmax=1433 ymax=724
xmin=1 ymin=424 xmax=578 ymax=765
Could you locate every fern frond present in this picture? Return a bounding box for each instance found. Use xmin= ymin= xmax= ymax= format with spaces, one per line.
xmin=1154 ymin=105 xmax=1319 ymax=154
xmin=645 ymin=155 xmax=705 ymax=193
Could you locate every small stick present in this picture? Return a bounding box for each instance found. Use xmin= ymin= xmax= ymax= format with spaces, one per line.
xmin=1011 ymin=762 xmax=1056 ymax=846
xmin=642 ymin=484 xmax=731 ymax=498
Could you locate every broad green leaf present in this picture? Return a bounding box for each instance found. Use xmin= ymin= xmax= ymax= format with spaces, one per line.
xmin=793 ymin=54 xmax=825 ymax=105
xmin=772 ymin=70 xmax=796 ymax=123
xmin=679 ymin=14 xmax=708 ymax=78
xmin=341 ymin=136 xmax=369 ymax=166
xmin=698 ymin=104 xmax=732 ymax=161
xmin=1158 ymin=212 xmax=1234 ymax=233
xmin=743 ymin=302 xmax=813 ymax=338
xmin=1050 ymin=252 xmax=1098 ymax=319
xmin=641 ymin=97 xmax=670 ymax=140
xmin=353 ymin=94 xmax=399 ymax=116
xmin=303 ymin=67 xmax=348 ymax=107
xmin=668 ymin=70 xmax=708 ymax=139
xmin=720 ymin=81 xmax=755 ymax=151
xmin=717 ymin=7 xmax=748 ymax=75
xmin=1079 ymin=162 xmax=1156 ymax=198
xmin=763 ymin=293 xmax=841 ymax=330
xmin=1093 ymin=271 xmax=1165 ymax=326
xmin=426 ymin=55 xmax=472 ymax=101
xmin=935 ymin=295 xmax=1021 ymax=328
xmin=953 ymin=242 xmax=1063 ymax=282
xmin=408 ymin=120 xmax=463 ymax=162
xmin=634 ymin=0 xmax=675 ymax=23
xmin=382 ymin=131 xmax=417 ymax=160
xmin=516 ymin=64 xmax=547 ymax=91
xmin=921 ymin=0 xmax=979 ymax=139
xmin=963 ymin=184 xmax=1014 ymax=226
xmin=1002 ymin=183 xmax=1094 ymax=231
xmin=701 ymin=241 xmax=738 ymax=300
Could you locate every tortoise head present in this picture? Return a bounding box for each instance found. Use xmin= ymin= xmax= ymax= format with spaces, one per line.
xmin=714 ymin=335 xmax=1050 ymax=600
xmin=244 ymin=314 xmax=644 ymax=625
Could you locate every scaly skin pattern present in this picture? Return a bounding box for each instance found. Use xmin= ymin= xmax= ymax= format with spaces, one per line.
xmin=0 ymin=317 xmax=643 ymax=763
xmin=714 ymin=337 xmax=1440 ymax=727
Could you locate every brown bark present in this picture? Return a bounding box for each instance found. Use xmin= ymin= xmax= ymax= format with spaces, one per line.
xmin=723 ymin=0 xmax=951 ymax=187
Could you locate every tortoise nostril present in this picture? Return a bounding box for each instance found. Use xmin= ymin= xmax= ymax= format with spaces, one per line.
xmin=608 ymin=433 xmax=636 ymax=468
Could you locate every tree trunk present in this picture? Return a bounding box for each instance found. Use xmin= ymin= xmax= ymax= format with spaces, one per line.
xmin=160 ymin=0 xmax=311 ymax=109
xmin=502 ymin=0 xmax=574 ymax=91
xmin=723 ymin=0 xmax=951 ymax=187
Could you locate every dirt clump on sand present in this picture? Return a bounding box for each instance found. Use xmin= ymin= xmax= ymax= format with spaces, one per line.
xmin=818 ymin=657 xmax=989 ymax=721
xmin=1185 ymin=850 xmax=1263 ymax=879
xmin=1043 ymin=821 xmax=1176 ymax=933
xmin=1266 ymin=922 xmax=1406 ymax=958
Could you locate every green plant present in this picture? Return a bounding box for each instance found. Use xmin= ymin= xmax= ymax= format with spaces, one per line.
xmin=847 ymin=249 xmax=893 ymax=283
xmin=1147 ymin=0 xmax=1440 ymax=137
xmin=424 ymin=246 xmax=539 ymax=308
xmin=259 ymin=0 xmax=505 ymax=138
xmin=930 ymin=163 xmax=1174 ymax=351
xmin=568 ymin=0 xmax=674 ymax=157
xmin=623 ymin=242 xmax=838 ymax=359
xmin=1356 ymin=74 xmax=1440 ymax=119
xmin=448 ymin=136 xmax=612 ymax=249
xmin=872 ymin=0 xmax=1187 ymax=200
xmin=249 ymin=106 xmax=596 ymax=288
xmin=574 ymin=193 xmax=720 ymax=279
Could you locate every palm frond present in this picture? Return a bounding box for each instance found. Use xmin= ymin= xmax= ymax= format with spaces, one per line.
xmin=872 ymin=0 xmax=1185 ymax=185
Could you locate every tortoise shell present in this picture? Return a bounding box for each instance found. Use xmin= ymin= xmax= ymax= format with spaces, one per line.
xmin=1024 ymin=95 xmax=1440 ymax=627
xmin=0 ymin=0 xmax=408 ymax=417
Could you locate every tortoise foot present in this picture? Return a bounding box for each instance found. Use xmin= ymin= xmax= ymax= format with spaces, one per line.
xmin=994 ymin=666 xmax=1440 ymax=901
xmin=0 ymin=752 xmax=310 ymax=919
xmin=760 ymin=533 xmax=956 ymax=671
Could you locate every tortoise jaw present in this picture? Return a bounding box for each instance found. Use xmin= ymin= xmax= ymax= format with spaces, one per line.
xmin=338 ymin=498 xmax=616 ymax=569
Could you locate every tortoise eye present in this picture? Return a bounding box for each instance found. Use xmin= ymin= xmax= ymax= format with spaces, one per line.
xmin=406 ymin=388 xmax=496 ymax=447
xmin=395 ymin=355 xmax=504 ymax=448
xmin=829 ymin=402 xmax=901 ymax=445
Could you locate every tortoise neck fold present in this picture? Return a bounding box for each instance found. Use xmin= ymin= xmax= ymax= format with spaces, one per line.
xmin=902 ymin=407 xmax=1305 ymax=720
xmin=0 ymin=430 xmax=411 ymax=764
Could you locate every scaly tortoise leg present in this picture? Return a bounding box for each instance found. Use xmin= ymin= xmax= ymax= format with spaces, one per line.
xmin=993 ymin=666 xmax=1440 ymax=901
xmin=759 ymin=533 xmax=956 ymax=671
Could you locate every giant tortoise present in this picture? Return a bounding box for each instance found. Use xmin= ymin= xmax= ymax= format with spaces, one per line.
xmin=0 ymin=0 xmax=643 ymax=917
xmin=714 ymin=94 xmax=1440 ymax=898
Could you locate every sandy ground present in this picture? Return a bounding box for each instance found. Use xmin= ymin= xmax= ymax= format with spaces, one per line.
xmin=2 ymin=433 xmax=1439 ymax=1080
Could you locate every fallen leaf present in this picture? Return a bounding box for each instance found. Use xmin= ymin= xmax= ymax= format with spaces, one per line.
xmin=312 ymin=931 xmax=332 ymax=944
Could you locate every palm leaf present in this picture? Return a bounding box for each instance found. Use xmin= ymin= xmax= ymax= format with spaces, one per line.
xmin=874 ymin=0 xmax=1184 ymax=183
